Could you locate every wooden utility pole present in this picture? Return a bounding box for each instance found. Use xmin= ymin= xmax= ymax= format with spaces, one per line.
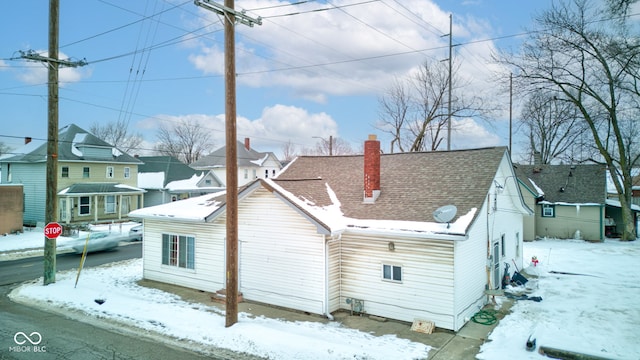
xmin=223 ymin=0 xmax=239 ymax=328
xmin=44 ymin=0 xmax=60 ymax=285
xmin=194 ymin=0 xmax=261 ymax=328
xmin=446 ymin=14 xmax=453 ymax=151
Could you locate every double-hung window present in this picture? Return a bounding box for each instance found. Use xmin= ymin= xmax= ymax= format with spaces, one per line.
xmin=79 ymin=196 xmax=91 ymax=216
xmin=61 ymin=166 xmax=69 ymax=178
xmin=106 ymin=166 xmax=114 ymax=179
xmin=382 ymin=264 xmax=402 ymax=282
xmin=162 ymin=234 xmax=195 ymax=269
xmin=105 ymin=195 xmax=116 ymax=214
xmin=124 ymin=167 xmax=130 ymax=179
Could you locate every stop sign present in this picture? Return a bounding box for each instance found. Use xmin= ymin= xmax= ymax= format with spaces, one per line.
xmin=44 ymin=222 xmax=63 ymax=239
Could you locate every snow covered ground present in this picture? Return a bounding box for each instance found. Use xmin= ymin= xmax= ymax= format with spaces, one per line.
xmin=2 ymin=227 xmax=640 ymax=359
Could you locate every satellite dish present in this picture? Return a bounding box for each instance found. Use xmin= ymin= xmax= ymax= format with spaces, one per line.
xmin=433 ymin=205 xmax=457 ymax=224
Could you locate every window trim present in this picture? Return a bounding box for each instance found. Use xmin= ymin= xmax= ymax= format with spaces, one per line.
xmin=123 ymin=167 xmax=130 ymax=179
xmin=161 ymin=233 xmax=195 ymax=270
xmin=61 ymin=166 xmax=69 ymax=178
xmin=83 ymin=166 xmax=90 ymax=178
xmin=79 ymin=196 xmax=91 ymax=216
xmin=105 ymin=195 xmax=116 ymax=214
xmin=106 ymin=166 xmax=114 ymax=179
xmin=382 ymin=264 xmax=402 ymax=283
xmin=542 ymin=204 xmax=555 ymax=217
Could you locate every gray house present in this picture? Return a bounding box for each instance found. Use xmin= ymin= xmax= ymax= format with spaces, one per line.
xmin=131 ymin=136 xmax=531 ymax=331
xmin=137 ymin=156 xmax=224 ymax=207
xmin=515 ymin=163 xmax=607 ymax=241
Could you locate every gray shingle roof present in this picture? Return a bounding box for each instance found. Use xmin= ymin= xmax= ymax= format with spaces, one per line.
xmin=58 ymin=182 xmax=144 ymax=195
xmin=273 ymin=147 xmax=509 ymax=224
xmin=514 ymin=164 xmax=606 ymax=204
xmin=190 ymin=141 xmax=276 ymax=168
xmin=1 ymin=124 xmax=142 ymax=164
xmin=138 ymin=156 xmax=200 ymax=187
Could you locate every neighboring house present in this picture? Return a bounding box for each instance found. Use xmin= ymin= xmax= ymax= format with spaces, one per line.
xmin=130 ymin=136 xmax=531 ymax=332
xmin=0 ymin=184 xmax=23 ymax=234
xmin=605 ymin=167 xmax=640 ymax=237
xmin=137 ymin=156 xmax=224 ymax=207
xmin=0 ymin=124 xmax=145 ymax=226
xmin=514 ymin=163 xmax=607 ymax=241
xmin=190 ymin=138 xmax=282 ymax=187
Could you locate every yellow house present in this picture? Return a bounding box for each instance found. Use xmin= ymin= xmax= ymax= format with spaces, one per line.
xmin=0 ymin=124 xmax=145 ymax=226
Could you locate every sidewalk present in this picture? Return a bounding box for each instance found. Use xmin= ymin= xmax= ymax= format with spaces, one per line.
xmin=140 ymin=279 xmax=512 ymax=360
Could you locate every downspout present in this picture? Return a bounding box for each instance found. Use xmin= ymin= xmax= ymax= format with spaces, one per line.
xmin=325 ymin=233 xmax=341 ymax=320
xmin=600 ymin=204 xmax=604 ymax=241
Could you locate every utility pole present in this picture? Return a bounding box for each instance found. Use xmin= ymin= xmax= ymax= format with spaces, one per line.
xmin=194 ymin=0 xmax=261 ymax=328
xmin=446 ymin=14 xmax=452 ymax=151
xmin=20 ymin=1 xmax=87 ymax=285
xmin=509 ymin=73 xmax=513 ymax=158
xmin=44 ymin=0 xmax=59 ymax=286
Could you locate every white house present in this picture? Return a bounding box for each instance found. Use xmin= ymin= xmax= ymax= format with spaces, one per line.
xmin=130 ymin=135 xmax=531 ymax=331
xmin=190 ymin=138 xmax=282 ymax=187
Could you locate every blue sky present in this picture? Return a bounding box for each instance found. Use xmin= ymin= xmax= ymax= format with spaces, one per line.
xmin=0 ymin=0 xmax=557 ymax=159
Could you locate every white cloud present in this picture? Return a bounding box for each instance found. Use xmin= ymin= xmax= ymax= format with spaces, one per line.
xmin=137 ymin=104 xmax=337 ymax=154
xmin=16 ymin=51 xmax=91 ymax=86
xmin=452 ymin=117 xmax=501 ymax=148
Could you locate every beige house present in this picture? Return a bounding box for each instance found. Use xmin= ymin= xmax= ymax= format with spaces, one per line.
xmin=0 ymin=124 xmax=145 ymax=226
xmin=515 ymin=163 xmax=607 ymax=241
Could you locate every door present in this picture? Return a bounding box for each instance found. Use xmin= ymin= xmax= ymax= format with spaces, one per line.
xmin=492 ymin=241 xmax=500 ymax=289
xmin=59 ymin=199 xmax=68 ymax=222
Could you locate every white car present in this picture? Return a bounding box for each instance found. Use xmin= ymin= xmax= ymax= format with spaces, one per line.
xmin=128 ymin=225 xmax=143 ymax=241
xmin=70 ymin=232 xmax=124 ymax=254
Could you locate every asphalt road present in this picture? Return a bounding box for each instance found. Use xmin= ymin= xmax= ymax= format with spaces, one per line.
xmin=0 ymin=243 xmax=142 ymax=286
xmin=0 ymin=243 xmax=261 ymax=360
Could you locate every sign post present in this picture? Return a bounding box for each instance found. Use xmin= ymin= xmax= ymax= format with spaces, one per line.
xmin=44 ymin=222 xmax=62 ymax=239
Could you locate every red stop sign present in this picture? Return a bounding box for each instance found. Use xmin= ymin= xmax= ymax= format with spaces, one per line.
xmin=44 ymin=222 xmax=63 ymax=239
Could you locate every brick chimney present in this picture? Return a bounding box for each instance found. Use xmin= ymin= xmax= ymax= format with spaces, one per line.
xmin=244 ymin=137 xmax=250 ymax=151
xmin=24 ymin=137 xmax=32 ymax=145
xmin=363 ymin=134 xmax=381 ymax=203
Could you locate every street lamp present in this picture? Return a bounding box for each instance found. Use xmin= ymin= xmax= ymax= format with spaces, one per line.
xmin=312 ymin=135 xmax=333 ymax=156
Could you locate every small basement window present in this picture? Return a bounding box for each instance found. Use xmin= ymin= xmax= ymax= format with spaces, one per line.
xmin=542 ymin=204 xmax=555 ymax=217
xmin=382 ymin=264 xmax=402 ymax=282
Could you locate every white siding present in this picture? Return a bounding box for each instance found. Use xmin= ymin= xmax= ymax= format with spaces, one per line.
xmin=339 ymin=232 xmax=456 ymax=330
xmin=142 ymin=218 xmax=225 ymax=292
xmin=238 ymin=187 xmax=326 ymax=314
xmin=327 ymin=239 xmax=341 ymax=313
xmin=453 ymin=202 xmax=490 ymax=331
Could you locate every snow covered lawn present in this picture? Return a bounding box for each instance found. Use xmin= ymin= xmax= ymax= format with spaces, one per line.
xmin=3 ymin=229 xmax=640 ymax=359
xmin=478 ymin=239 xmax=640 ymax=360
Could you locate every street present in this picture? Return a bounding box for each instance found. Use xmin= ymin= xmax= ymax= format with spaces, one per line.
xmin=0 ymin=243 xmax=142 ymax=286
xmin=0 ymin=244 xmax=249 ymax=360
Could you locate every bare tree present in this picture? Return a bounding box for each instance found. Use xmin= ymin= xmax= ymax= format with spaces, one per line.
xmin=90 ymin=120 xmax=143 ymax=154
xmin=280 ymin=140 xmax=297 ymax=162
xmin=497 ymin=0 xmax=639 ymax=239
xmin=376 ymin=58 xmax=483 ymax=152
xmin=154 ymin=118 xmax=214 ymax=164
xmin=301 ymin=137 xmax=354 ymax=156
xmin=376 ymin=78 xmax=410 ymax=153
xmin=518 ymin=92 xmax=586 ymax=164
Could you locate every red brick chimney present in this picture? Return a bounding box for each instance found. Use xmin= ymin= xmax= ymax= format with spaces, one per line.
xmin=244 ymin=137 xmax=250 ymax=151
xmin=24 ymin=137 xmax=32 ymax=145
xmin=363 ymin=134 xmax=381 ymax=203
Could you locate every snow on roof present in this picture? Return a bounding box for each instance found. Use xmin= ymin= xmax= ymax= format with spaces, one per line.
xmin=138 ymin=172 xmax=166 ymax=189
xmin=265 ymin=179 xmax=474 ymax=237
xmin=115 ymin=184 xmax=145 ymax=192
xmin=528 ymin=178 xmax=544 ymax=196
xmin=166 ymin=173 xmax=204 ymax=191
xmin=129 ymin=192 xmax=226 ymax=221
xmin=250 ymin=153 xmax=270 ymax=166
xmin=606 ymin=198 xmax=640 ymax=211
xmin=71 ymin=133 xmax=87 ymax=157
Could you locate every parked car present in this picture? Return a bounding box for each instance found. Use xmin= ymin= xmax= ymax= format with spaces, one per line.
xmin=128 ymin=224 xmax=143 ymax=241
xmin=69 ymin=232 xmax=125 ymax=254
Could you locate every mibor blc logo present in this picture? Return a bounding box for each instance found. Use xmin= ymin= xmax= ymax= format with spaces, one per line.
xmin=10 ymin=331 xmax=46 ymax=353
